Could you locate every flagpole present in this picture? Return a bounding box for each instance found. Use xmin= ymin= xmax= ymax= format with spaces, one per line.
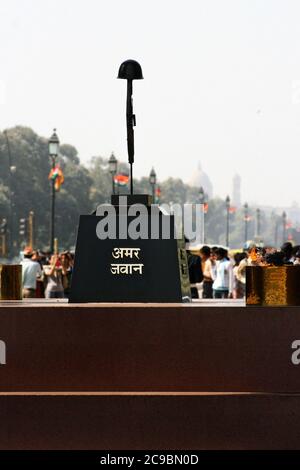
xmin=48 ymin=129 xmax=60 ymax=254
xmin=28 ymin=211 xmax=34 ymax=249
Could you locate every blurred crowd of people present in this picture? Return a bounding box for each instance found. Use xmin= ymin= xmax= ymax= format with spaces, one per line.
xmin=19 ymin=241 xmax=300 ymax=301
xmin=186 ymin=245 xmax=242 ymax=300
xmin=20 ymin=247 xmax=74 ymax=299
xmin=186 ymin=241 xmax=300 ymax=300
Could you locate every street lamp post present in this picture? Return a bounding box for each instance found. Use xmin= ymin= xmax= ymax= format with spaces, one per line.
xmin=4 ymin=130 xmax=17 ymax=257
xmin=199 ymin=186 xmax=206 ymax=243
xmin=49 ymin=129 xmax=59 ymax=254
xmin=149 ymin=168 xmax=157 ymax=202
xmin=282 ymin=211 xmax=287 ymax=244
xmin=244 ymin=202 xmax=249 ymax=244
xmin=226 ymin=195 xmax=230 ymax=247
xmin=108 ymin=153 xmax=118 ymax=195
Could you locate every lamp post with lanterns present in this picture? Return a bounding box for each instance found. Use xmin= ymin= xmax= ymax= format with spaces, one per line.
xmin=149 ymin=168 xmax=157 ymax=202
xmin=49 ymin=129 xmax=59 ymax=254
xmin=108 ymin=153 xmax=118 ymax=195
xmin=199 ymin=186 xmax=206 ymax=243
xmin=4 ymin=130 xmax=16 ymax=257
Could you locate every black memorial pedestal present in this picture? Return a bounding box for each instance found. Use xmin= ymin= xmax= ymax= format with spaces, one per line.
xmin=69 ymin=195 xmax=190 ymax=303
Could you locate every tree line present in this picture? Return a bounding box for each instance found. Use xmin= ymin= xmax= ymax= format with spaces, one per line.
xmin=0 ymin=126 xmax=291 ymax=253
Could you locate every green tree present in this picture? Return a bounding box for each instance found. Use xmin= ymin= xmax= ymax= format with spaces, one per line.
xmin=0 ymin=126 xmax=93 ymax=252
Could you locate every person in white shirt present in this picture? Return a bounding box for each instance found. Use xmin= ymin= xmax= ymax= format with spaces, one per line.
xmin=294 ymin=250 xmax=300 ymax=265
xmin=21 ymin=247 xmax=42 ymax=298
xmin=212 ymin=248 xmax=233 ymax=299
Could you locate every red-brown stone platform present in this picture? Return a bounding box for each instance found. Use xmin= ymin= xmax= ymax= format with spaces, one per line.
xmin=0 ymin=299 xmax=299 ymax=449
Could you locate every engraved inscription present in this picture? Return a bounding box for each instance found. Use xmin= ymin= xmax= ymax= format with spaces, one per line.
xmin=110 ymin=248 xmax=143 ymax=275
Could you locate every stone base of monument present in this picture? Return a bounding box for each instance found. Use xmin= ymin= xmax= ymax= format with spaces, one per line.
xmin=1 ymin=393 xmax=300 ymax=450
xmin=69 ymin=195 xmax=191 ymax=303
xmin=1 ymin=301 xmax=300 ymax=449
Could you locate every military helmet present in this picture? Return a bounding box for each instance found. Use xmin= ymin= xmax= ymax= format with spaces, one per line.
xmin=117 ymin=60 xmax=143 ymax=80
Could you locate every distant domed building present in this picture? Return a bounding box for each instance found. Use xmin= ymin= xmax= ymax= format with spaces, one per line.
xmin=189 ymin=162 xmax=213 ymax=199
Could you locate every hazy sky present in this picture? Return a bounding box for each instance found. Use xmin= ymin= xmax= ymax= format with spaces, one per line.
xmin=1 ymin=0 xmax=300 ymax=207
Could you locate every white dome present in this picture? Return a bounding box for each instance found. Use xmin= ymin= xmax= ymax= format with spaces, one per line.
xmin=189 ymin=162 xmax=213 ymax=199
